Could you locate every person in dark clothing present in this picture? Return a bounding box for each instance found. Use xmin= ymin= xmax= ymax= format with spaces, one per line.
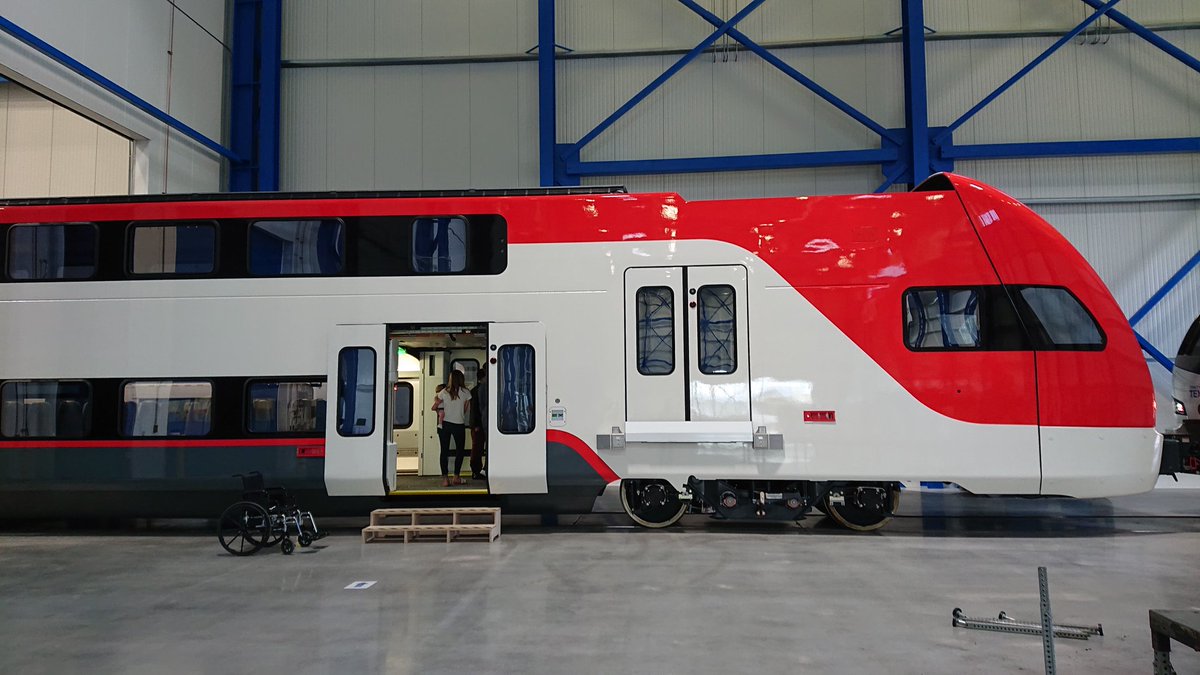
xmin=469 ymin=365 xmax=488 ymax=480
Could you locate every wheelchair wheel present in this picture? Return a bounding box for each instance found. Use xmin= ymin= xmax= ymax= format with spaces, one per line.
xmin=218 ymin=501 xmax=271 ymax=556
xmin=298 ymin=532 xmax=313 ymax=547
xmin=280 ymin=538 xmax=295 ymax=555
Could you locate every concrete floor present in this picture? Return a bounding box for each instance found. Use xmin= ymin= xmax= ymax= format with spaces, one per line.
xmin=2 ymin=488 xmax=1200 ymax=674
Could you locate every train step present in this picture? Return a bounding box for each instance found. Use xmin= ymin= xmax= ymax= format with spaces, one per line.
xmin=362 ymin=507 xmax=501 ymax=543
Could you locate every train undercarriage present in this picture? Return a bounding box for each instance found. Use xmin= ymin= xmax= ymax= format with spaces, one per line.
xmin=619 ymin=477 xmax=902 ymax=531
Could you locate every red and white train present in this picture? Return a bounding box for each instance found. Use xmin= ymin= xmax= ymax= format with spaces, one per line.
xmin=0 ymin=173 xmax=1160 ymax=530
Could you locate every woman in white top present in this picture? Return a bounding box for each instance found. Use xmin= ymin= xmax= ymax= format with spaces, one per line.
xmin=433 ymin=370 xmax=472 ymax=486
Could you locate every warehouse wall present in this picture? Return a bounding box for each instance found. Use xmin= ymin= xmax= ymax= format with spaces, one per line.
xmin=0 ymin=0 xmax=228 ymax=195
xmin=281 ymin=0 xmax=1200 ymax=357
xmin=0 ymin=84 xmax=130 ymax=197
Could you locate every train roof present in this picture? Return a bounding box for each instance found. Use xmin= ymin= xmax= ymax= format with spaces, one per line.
xmin=0 ymin=185 xmax=630 ymax=207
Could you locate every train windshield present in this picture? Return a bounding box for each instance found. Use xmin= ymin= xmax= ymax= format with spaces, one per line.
xmin=1180 ymin=316 xmax=1200 ymax=358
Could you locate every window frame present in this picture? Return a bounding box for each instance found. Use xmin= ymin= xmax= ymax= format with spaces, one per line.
xmin=335 ymin=347 xmax=377 ymax=438
xmin=118 ymin=378 xmax=215 ymax=438
xmin=393 ymin=381 xmax=414 ymax=430
xmin=696 ymin=283 xmax=738 ymax=375
xmin=902 ymin=286 xmax=988 ymax=353
xmin=243 ymin=377 xmax=328 ymax=436
xmin=496 ymin=343 xmax=536 ymax=436
xmin=635 ymin=285 xmax=676 ymax=376
xmin=410 ymin=215 xmax=471 ymax=275
xmin=0 ymin=379 xmax=93 ymax=439
xmin=126 ymin=220 xmax=220 ymax=278
xmin=246 ymin=218 xmax=347 ymax=277
xmin=1011 ymin=285 xmax=1107 ymax=352
xmin=6 ymin=222 xmax=100 ymax=282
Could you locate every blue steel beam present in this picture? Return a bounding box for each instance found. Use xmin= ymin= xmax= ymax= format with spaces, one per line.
xmin=1078 ymin=0 xmax=1200 ymax=75
xmin=566 ymin=147 xmax=896 ymax=177
xmin=1130 ymin=248 xmax=1200 ymax=327
xmin=943 ymin=137 xmax=1200 ymax=160
xmin=567 ymin=0 xmax=767 ymax=157
xmin=901 ymin=0 xmax=930 ymax=186
xmin=1136 ymin=331 xmax=1175 ymax=372
xmin=680 ymin=0 xmax=898 ymax=143
xmin=537 ymin=0 xmax=557 ymax=186
xmin=230 ymin=0 xmax=282 ymax=191
xmin=0 ymin=15 xmax=238 ymax=161
xmin=932 ymin=0 xmax=1122 ymax=146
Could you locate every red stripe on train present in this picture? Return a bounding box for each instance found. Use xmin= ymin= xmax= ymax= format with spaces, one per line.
xmin=547 ymin=430 xmax=619 ymax=484
xmin=0 ymin=438 xmax=326 ymax=449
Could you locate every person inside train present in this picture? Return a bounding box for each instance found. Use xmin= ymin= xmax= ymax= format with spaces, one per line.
xmin=433 ymin=371 xmax=471 ymax=487
xmin=469 ymin=365 xmax=487 ymax=480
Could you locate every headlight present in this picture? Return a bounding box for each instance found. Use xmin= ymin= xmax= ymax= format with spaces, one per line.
xmin=1176 ymin=399 xmax=1187 ymax=416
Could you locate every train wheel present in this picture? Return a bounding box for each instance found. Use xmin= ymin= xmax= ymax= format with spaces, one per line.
xmin=620 ymin=479 xmax=687 ymax=528
xmin=217 ymin=501 xmax=271 ymax=556
xmin=823 ymin=484 xmax=900 ymax=532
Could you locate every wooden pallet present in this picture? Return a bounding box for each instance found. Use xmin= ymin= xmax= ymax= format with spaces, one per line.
xmin=361 ymin=507 xmax=501 ymax=543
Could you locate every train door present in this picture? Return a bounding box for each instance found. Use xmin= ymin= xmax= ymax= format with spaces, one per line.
xmin=324 ymin=325 xmax=398 ymax=496
xmin=487 ymin=322 xmax=547 ymax=493
xmin=624 ymin=266 xmax=751 ymax=436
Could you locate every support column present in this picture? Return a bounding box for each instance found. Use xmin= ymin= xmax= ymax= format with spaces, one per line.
xmin=537 ymin=0 xmax=557 ymax=186
xmin=230 ymin=0 xmax=282 ymax=192
xmin=901 ymin=0 xmax=929 ymax=187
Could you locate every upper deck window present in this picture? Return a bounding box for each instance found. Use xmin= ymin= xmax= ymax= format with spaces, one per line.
xmin=129 ymin=221 xmax=217 ymax=276
xmin=248 ymin=219 xmax=344 ymax=276
xmin=412 ymin=217 xmax=467 ymax=274
xmin=7 ymin=223 xmax=97 ymax=280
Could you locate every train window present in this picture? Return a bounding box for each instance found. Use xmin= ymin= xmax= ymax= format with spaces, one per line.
xmin=336 ymin=347 xmax=376 ymax=437
xmin=393 ymin=382 xmax=413 ymax=429
xmin=697 ymin=285 xmax=737 ymax=375
xmin=497 ymin=344 xmax=535 ymax=434
xmin=451 ymin=359 xmax=479 ymax=388
xmin=636 ymin=286 xmax=675 ymax=375
xmin=904 ymin=289 xmax=981 ymax=349
xmin=121 ymin=381 xmax=212 ymax=437
xmin=1015 ymin=286 xmax=1105 ymax=350
xmin=0 ymin=380 xmax=91 ymax=438
xmin=248 ymin=219 xmax=344 ymax=276
xmin=129 ymin=222 xmax=217 ymax=276
xmin=246 ymin=380 xmax=327 ymax=434
xmin=7 ymin=223 xmax=97 ymax=280
xmin=412 ymin=217 xmax=467 ymax=273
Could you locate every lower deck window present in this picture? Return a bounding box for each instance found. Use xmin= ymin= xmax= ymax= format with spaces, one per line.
xmin=122 ymin=381 xmax=212 ymax=437
xmin=247 ymin=381 xmax=327 ymax=433
xmin=1 ymin=380 xmax=91 ymax=438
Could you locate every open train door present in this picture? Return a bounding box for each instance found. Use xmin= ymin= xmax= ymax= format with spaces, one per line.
xmin=487 ymin=322 xmax=547 ymax=494
xmin=325 ymin=324 xmax=397 ymax=496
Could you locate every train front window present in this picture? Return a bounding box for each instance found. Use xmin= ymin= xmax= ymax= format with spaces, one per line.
xmin=247 ymin=380 xmax=327 ymax=434
xmin=905 ymin=289 xmax=981 ymax=349
xmin=412 ymin=217 xmax=467 ymax=273
xmin=248 ymin=219 xmax=344 ymax=276
xmin=1015 ymin=287 xmax=1105 ymax=350
xmin=121 ymin=381 xmax=213 ymax=437
xmin=130 ymin=222 xmax=217 ymax=276
xmin=0 ymin=380 xmax=91 ymax=438
xmin=7 ymin=223 xmax=97 ymax=280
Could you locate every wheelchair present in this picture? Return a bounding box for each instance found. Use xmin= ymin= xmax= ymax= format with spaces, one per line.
xmin=217 ymin=472 xmax=327 ymax=556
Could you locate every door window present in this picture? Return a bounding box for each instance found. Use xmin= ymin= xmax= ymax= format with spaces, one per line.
xmin=336 ymin=347 xmax=376 ymax=437
xmin=636 ymin=286 xmax=675 ymax=375
xmin=697 ymin=284 xmax=737 ymax=375
xmin=497 ymin=344 xmax=535 ymax=434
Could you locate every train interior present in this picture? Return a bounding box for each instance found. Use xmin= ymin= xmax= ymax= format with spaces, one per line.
xmin=390 ymin=325 xmax=489 ymax=495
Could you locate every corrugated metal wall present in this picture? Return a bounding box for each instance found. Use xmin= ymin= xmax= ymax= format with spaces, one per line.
xmin=281 ymin=0 xmax=1200 ymax=356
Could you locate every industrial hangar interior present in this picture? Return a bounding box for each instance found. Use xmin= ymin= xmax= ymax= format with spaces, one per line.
xmin=0 ymin=1 xmax=1199 ymax=673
